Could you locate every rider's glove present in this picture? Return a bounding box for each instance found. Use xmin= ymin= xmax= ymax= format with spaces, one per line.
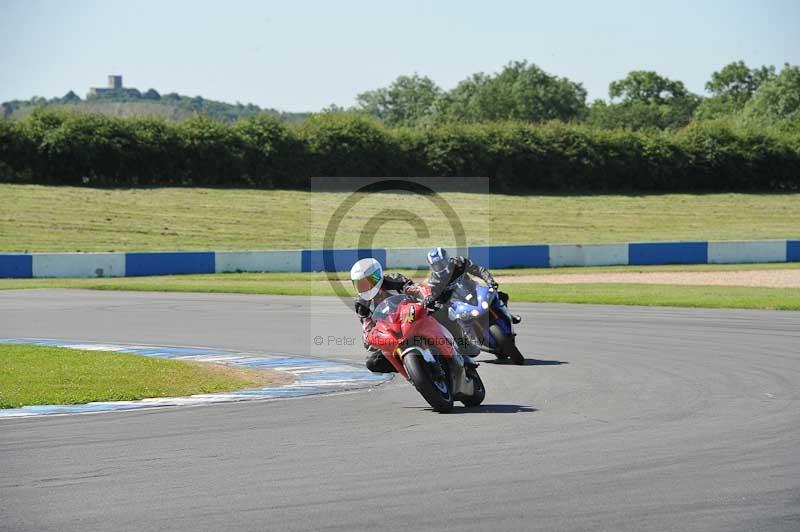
xmin=423 ymin=296 xmax=438 ymax=310
xmin=489 ymin=279 xmax=499 ymax=289
xmin=355 ymin=300 xmax=371 ymax=318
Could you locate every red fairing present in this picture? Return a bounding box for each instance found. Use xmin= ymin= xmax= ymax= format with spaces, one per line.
xmin=398 ymin=301 xmax=425 ymax=337
xmin=403 ymin=310 xmax=455 ymax=359
xmin=365 ymin=321 xmax=400 ymax=352
xmin=364 ymin=294 xmax=457 ymax=379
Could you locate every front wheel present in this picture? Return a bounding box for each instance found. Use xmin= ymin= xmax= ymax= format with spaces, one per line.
xmin=404 ymin=353 xmax=453 ymax=413
xmin=460 ymin=365 xmax=485 ymax=407
xmin=489 ymin=324 xmax=525 ymax=365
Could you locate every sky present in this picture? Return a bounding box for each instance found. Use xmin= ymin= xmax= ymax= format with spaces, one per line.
xmin=1 ymin=0 xmax=798 ymax=112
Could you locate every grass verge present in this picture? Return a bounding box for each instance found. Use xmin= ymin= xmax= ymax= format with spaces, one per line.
xmin=1 ymin=184 xmax=798 ymax=251
xmin=1 ymin=265 xmax=799 ymax=310
xmin=0 ymin=344 xmax=286 ymax=409
xmin=506 ymin=283 xmax=800 ymax=311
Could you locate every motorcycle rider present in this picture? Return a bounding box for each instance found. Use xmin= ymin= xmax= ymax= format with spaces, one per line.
xmin=423 ymin=247 xmax=522 ymax=355
xmin=350 ymin=257 xmax=424 ymax=373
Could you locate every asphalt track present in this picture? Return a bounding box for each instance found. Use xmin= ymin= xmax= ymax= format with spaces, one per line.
xmin=1 ymin=289 xmax=799 ymax=532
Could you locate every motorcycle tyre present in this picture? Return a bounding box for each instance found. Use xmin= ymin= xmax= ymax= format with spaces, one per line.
xmin=489 ymin=324 xmax=525 ymax=365
xmin=404 ymin=353 xmax=454 ymax=413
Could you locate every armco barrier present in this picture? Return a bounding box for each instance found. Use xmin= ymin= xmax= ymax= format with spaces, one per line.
xmin=0 ymin=239 xmax=798 ymax=278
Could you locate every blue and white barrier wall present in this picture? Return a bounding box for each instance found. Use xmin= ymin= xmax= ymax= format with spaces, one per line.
xmin=0 ymin=239 xmax=798 ymax=278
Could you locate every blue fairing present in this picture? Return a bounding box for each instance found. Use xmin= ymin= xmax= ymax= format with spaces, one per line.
xmin=447 ymin=277 xmax=512 ymax=349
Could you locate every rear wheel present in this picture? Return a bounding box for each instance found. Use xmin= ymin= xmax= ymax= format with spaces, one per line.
xmin=460 ymin=365 xmax=485 ymax=407
xmin=489 ymin=324 xmax=525 ymax=365
xmin=404 ymin=353 xmax=453 ymax=413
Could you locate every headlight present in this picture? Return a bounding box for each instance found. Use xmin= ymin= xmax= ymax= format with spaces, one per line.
xmin=481 ymin=301 xmax=489 ymax=309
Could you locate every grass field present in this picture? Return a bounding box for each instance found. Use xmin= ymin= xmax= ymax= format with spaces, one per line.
xmin=0 ymin=344 xmax=285 ymax=408
xmin=1 ymin=184 xmax=798 ymax=252
xmin=2 ymin=265 xmax=798 ymax=310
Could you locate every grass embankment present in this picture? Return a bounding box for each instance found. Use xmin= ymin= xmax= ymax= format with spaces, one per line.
xmin=1 ymin=184 xmax=798 ymax=251
xmin=0 ymin=344 xmax=285 ymax=409
xmin=2 ymin=264 xmax=799 ymax=310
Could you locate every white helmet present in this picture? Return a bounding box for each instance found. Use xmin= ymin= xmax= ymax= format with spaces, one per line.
xmin=350 ymin=258 xmax=384 ymax=301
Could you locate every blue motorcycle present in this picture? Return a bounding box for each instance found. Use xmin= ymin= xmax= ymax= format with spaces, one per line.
xmin=447 ymin=276 xmax=525 ymax=365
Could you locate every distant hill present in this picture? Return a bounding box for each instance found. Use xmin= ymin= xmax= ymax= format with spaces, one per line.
xmin=1 ymin=90 xmax=310 ymax=123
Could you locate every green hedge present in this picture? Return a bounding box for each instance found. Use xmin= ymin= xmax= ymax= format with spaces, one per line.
xmin=1 ymin=108 xmax=798 ymax=190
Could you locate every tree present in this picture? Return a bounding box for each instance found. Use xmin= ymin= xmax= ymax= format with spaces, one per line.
xmin=586 ymin=98 xmax=696 ymax=131
xmin=596 ymin=71 xmax=698 ymax=130
xmin=320 ymin=103 xmax=345 ymax=113
xmin=741 ymin=64 xmax=800 ymax=129
xmin=705 ymin=61 xmax=775 ymax=105
xmin=609 ymin=71 xmax=689 ymax=104
xmin=356 ymin=74 xmax=441 ymax=126
xmin=432 ymin=61 xmax=587 ymax=124
xmin=143 ymin=88 xmax=161 ymax=100
xmin=189 ymin=95 xmax=204 ymax=110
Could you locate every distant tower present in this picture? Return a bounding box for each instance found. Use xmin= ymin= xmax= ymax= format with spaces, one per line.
xmin=88 ymin=74 xmax=133 ymax=99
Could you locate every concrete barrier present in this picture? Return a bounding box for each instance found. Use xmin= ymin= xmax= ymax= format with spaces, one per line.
xmin=215 ymin=251 xmax=302 ymax=273
xmin=629 ymin=242 xmax=708 ymax=265
xmin=549 ymin=243 xmax=628 ymax=267
xmin=385 ymin=247 xmax=468 ymax=269
xmin=0 ymin=254 xmax=33 ymax=278
xmin=708 ymin=240 xmax=786 ymax=264
xmin=788 ymin=241 xmax=800 ymax=262
xmin=1 ymin=239 xmax=797 ymax=278
xmin=125 ymin=252 xmax=215 ymax=276
xmin=32 ymin=252 xmax=126 ymax=278
xmin=469 ymin=245 xmax=549 ymax=269
xmin=301 ymin=248 xmax=387 ymax=273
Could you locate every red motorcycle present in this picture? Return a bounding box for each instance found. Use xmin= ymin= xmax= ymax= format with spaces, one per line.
xmin=365 ymin=293 xmax=485 ymax=412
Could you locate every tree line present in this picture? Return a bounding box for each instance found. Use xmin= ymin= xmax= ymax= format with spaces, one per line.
xmin=1 ymin=90 xmax=309 ymax=124
xmin=3 ymin=60 xmax=797 ymax=132
xmin=1 ymin=59 xmax=797 ymax=191
xmin=353 ymin=60 xmax=799 ymax=132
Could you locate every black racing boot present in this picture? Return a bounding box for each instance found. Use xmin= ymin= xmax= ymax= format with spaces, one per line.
xmin=365 ymin=351 xmax=397 ymax=373
xmin=499 ymin=292 xmax=522 ymax=324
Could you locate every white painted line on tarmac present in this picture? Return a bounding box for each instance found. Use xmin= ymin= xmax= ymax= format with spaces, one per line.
xmin=0 ymin=338 xmax=392 ymax=418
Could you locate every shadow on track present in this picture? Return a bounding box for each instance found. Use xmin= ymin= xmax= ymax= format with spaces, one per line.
xmin=482 ymin=357 xmax=568 ymax=366
xmin=405 ymin=404 xmax=537 ymax=414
